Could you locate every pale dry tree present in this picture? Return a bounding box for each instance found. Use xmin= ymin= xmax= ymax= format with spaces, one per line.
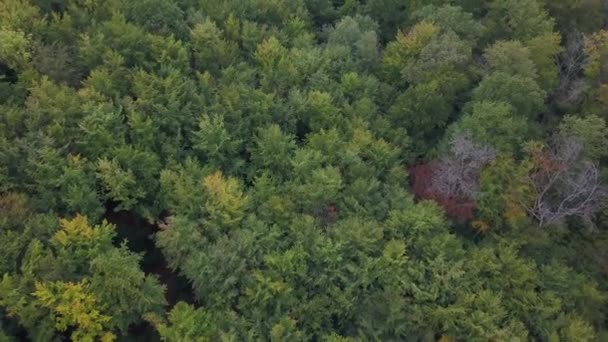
xmin=526 ymin=137 xmax=608 ymax=228
xmin=431 ymin=132 xmax=496 ymax=199
xmin=555 ymin=31 xmax=589 ymax=106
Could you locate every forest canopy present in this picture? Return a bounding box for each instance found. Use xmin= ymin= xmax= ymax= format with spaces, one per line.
xmin=1 ymin=0 xmax=608 ymax=341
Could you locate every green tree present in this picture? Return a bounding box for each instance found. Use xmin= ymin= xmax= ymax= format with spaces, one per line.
xmin=477 ymin=154 xmax=533 ymax=230
xmin=472 ymin=72 xmax=546 ymax=119
xmin=191 ymin=19 xmax=239 ymax=75
xmin=542 ymin=0 xmax=605 ymax=33
xmin=485 ymin=40 xmax=537 ymax=78
xmin=96 ymin=146 xmax=161 ymax=219
xmin=1 ymin=215 xmax=165 ymax=340
xmin=558 ymin=115 xmax=608 ymax=159
xmin=450 ymin=101 xmax=530 ymax=153
xmin=0 ymin=29 xmax=31 ymax=71
xmin=382 ymin=21 xmax=439 ymax=85
xmin=59 ymin=155 xmax=104 ymax=221
xmin=79 ymin=14 xmax=154 ymax=69
xmin=484 ymin=0 xmax=554 ymax=41
xmin=250 ymin=125 xmax=296 ymax=180
xmin=159 ymin=158 xmax=211 ymax=219
xmin=193 ymin=114 xmax=244 ymax=174
xmin=361 ymin=0 xmax=408 ymax=42
xmin=525 ymin=32 xmax=562 ymax=91
xmin=583 ymin=30 xmax=608 ymax=118
xmin=121 ymin=0 xmax=187 ymax=37
xmin=89 ymin=247 xmax=166 ymax=332
xmin=388 ymin=80 xmax=452 ymax=154
xmin=412 ymin=4 xmax=485 ymax=44
xmin=326 ymin=15 xmax=380 ymax=70
xmin=254 ymin=36 xmax=298 ymax=94
xmin=1 ymin=0 xmax=608 ymax=340
xmin=147 ymin=302 xmax=239 ymax=341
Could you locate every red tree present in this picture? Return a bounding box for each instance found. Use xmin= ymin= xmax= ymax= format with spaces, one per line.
xmin=410 ymin=162 xmax=476 ymax=223
xmin=409 ymin=133 xmax=495 ymax=223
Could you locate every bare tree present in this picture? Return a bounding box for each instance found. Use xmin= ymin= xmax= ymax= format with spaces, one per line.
xmin=408 ymin=133 xmax=495 ymax=223
xmin=431 ymin=132 xmax=496 ymax=199
xmin=556 ymin=31 xmax=589 ymax=107
xmin=526 ymin=137 xmax=608 ymax=228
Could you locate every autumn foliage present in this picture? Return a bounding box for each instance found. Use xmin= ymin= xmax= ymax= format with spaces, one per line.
xmin=410 ymin=162 xmax=476 ymax=222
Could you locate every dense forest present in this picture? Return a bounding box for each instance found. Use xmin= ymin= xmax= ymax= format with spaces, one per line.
xmin=1 ymin=0 xmax=608 ymax=340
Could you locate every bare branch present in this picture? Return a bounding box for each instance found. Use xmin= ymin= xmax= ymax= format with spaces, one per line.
xmin=431 ymin=132 xmax=496 ymax=199
xmin=526 ymin=137 xmax=608 ymax=228
xmin=556 ymin=32 xmax=589 ymax=106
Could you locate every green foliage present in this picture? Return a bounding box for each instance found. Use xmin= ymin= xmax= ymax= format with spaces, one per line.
xmin=191 ymin=19 xmax=239 ymax=75
xmin=89 ymin=247 xmax=166 ymax=332
xmin=159 ymin=158 xmax=211 ymax=218
xmin=0 ymin=0 xmax=42 ymax=33
xmin=388 ymin=81 xmax=452 ymax=153
xmin=525 ymin=32 xmax=562 ymax=91
xmin=477 ymin=155 xmax=533 ymax=229
xmin=412 ymin=5 xmax=485 ymax=44
xmin=96 ymin=158 xmax=144 ymax=211
xmin=0 ymin=215 xmax=165 ymax=340
xmin=59 ymin=155 xmax=104 ymax=221
xmin=251 ymin=125 xmax=296 ymax=179
xmin=382 ymin=21 xmax=439 ymax=84
xmin=80 ymin=14 xmax=154 ymax=69
xmin=542 ymin=0 xmax=606 ymax=33
xmin=472 ymin=72 xmax=546 ymax=119
xmin=583 ymin=30 xmax=608 ymax=118
xmin=96 ymin=147 xmax=161 ymax=218
xmin=148 ymin=302 xmax=234 ymax=341
xmin=0 ymin=29 xmax=31 ymax=71
xmin=558 ymin=115 xmax=608 ymax=159
xmin=451 ymin=101 xmax=530 ymax=153
xmin=326 ymin=15 xmax=380 ymax=70
xmin=31 ymin=41 xmax=83 ymax=86
xmin=121 ymin=0 xmax=187 ymax=37
xmin=193 ymin=114 xmax=244 ymax=173
xmin=485 ymin=40 xmax=538 ymax=78
xmin=485 ymin=0 xmax=555 ymax=41
xmin=1 ymin=0 xmax=607 ymax=340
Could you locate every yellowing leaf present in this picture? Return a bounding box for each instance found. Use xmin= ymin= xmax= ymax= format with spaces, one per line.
xmin=34 ymin=281 xmax=114 ymax=341
xmin=202 ymin=170 xmax=248 ymax=230
xmin=397 ymin=21 xmax=438 ymax=56
xmin=471 ymin=220 xmax=490 ymax=234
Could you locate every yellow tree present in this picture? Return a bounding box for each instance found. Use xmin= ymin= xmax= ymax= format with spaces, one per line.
xmin=203 ymin=170 xmax=249 ymax=234
xmin=34 ymin=280 xmax=115 ymax=342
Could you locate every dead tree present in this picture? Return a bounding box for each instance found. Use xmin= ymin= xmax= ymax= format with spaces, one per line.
xmin=410 ymin=133 xmax=495 ymax=222
xmin=527 ymin=137 xmax=608 ymax=228
xmin=410 ymin=161 xmax=477 ymax=222
xmin=556 ymin=32 xmax=589 ymax=107
xmin=431 ymin=132 xmax=496 ymax=199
